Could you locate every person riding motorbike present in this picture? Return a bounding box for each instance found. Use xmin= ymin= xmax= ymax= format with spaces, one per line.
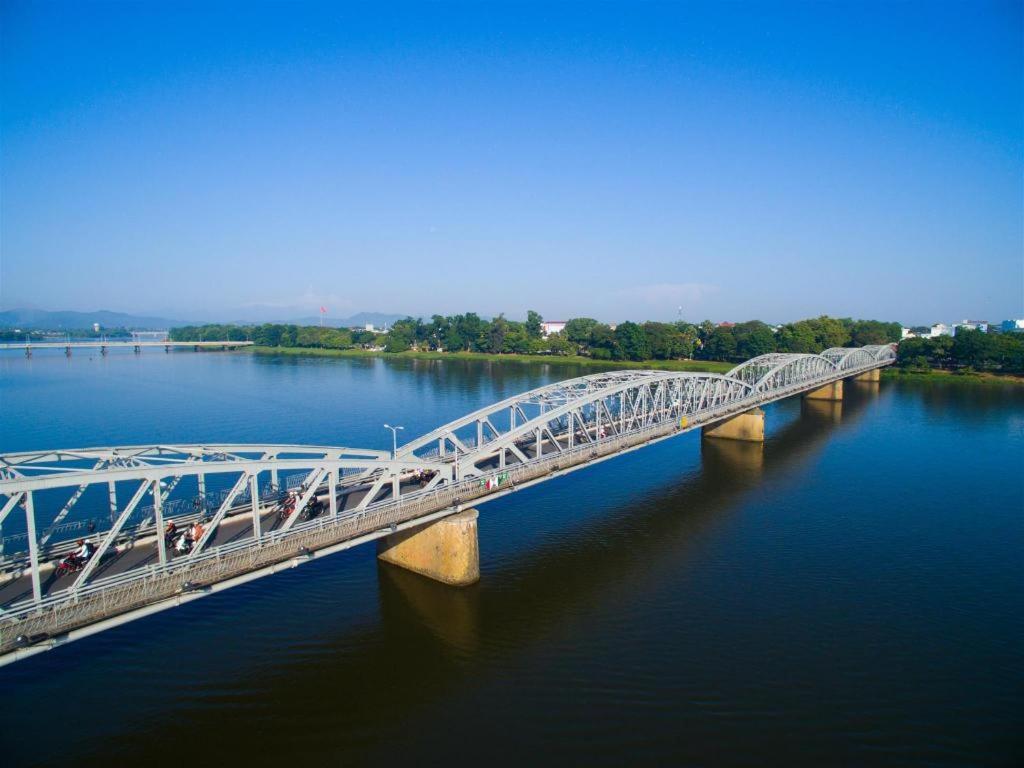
xmin=75 ymin=538 xmax=94 ymax=563
xmin=164 ymin=520 xmax=178 ymax=548
xmin=57 ymin=538 xmax=94 ymax=574
xmin=175 ymin=530 xmax=193 ymax=554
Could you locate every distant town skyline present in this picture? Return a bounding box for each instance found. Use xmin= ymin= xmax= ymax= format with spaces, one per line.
xmin=2 ymin=2 xmax=1021 ymax=326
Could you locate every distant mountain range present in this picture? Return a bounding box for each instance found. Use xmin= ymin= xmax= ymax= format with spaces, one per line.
xmin=0 ymin=308 xmax=408 ymax=331
xmin=286 ymin=312 xmax=405 ymax=329
xmin=0 ymin=308 xmax=189 ymax=331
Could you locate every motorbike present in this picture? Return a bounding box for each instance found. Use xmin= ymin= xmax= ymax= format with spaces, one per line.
xmin=54 ymin=554 xmax=84 ymax=578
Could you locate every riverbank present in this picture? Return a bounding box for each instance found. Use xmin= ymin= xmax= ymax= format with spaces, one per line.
xmin=883 ymin=367 xmax=1024 ymax=385
xmin=249 ymin=346 xmax=735 ymax=374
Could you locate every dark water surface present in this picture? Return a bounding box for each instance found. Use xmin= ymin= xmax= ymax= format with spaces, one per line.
xmin=1 ymin=350 xmax=1022 ymax=767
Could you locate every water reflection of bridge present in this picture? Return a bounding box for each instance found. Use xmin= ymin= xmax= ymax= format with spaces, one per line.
xmin=0 ymin=346 xmax=894 ymax=664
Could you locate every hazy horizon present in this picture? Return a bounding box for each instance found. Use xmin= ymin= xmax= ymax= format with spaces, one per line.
xmin=2 ymin=2 xmax=1021 ymax=326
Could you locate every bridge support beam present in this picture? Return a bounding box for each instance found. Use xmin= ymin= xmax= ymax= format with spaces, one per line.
xmin=852 ymin=369 xmax=880 ymax=382
xmin=701 ymin=408 xmax=764 ymax=442
xmin=804 ymin=380 xmax=843 ymax=401
xmin=377 ymin=509 xmax=480 ymax=586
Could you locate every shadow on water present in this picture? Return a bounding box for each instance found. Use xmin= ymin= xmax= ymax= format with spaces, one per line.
xmin=3 ymin=384 xmax=884 ymax=766
xmin=202 ymin=395 xmax=867 ymax=759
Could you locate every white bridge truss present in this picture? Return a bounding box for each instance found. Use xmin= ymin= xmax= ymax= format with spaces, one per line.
xmin=0 ymin=345 xmax=894 ymax=664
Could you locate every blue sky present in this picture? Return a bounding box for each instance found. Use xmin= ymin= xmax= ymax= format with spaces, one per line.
xmin=1 ymin=1 xmax=1020 ymax=325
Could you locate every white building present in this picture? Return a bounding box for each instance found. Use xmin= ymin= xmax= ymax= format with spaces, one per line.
xmin=541 ymin=320 xmax=567 ymax=337
xmin=92 ymin=323 xmax=101 ymax=333
xmin=953 ymin=320 xmax=988 ymax=334
xmin=928 ymin=323 xmax=953 ymax=338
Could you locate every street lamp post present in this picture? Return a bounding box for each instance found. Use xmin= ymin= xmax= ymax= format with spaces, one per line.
xmin=383 ymin=424 xmax=404 ymax=459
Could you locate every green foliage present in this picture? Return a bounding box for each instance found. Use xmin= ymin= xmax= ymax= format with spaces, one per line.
xmin=846 ymin=319 xmax=901 ymax=346
xmin=732 ymin=321 xmax=776 ymax=358
xmin=173 ymin=312 xmax=986 ymax=374
xmin=896 ymin=329 xmax=1024 ymax=373
xmin=614 ymin=321 xmax=650 ymax=361
xmin=525 ymin=310 xmax=543 ymax=339
xmin=564 ymin=318 xmax=600 ymax=347
xmin=642 ymin=322 xmax=693 ymax=360
xmin=702 ymin=326 xmax=738 ymax=360
xmin=775 ymin=316 xmax=850 ymax=352
xmin=545 ymin=332 xmax=573 ymax=356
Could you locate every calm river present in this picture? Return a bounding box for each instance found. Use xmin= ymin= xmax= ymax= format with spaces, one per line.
xmin=1 ymin=350 xmax=1022 ymax=766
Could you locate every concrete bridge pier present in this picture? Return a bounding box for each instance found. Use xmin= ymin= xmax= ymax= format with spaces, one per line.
xmin=804 ymin=380 xmax=843 ymax=401
xmin=701 ymin=408 xmax=765 ymax=442
xmin=377 ymin=509 xmax=480 ymax=586
xmin=852 ymin=369 xmax=880 ymax=382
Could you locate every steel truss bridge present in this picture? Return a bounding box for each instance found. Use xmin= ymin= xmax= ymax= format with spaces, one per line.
xmin=0 ymin=345 xmax=895 ymax=665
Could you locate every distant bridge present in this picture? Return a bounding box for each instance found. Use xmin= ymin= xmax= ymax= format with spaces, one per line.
xmin=0 ymin=340 xmax=252 ymax=356
xmin=0 ymin=345 xmax=895 ymax=664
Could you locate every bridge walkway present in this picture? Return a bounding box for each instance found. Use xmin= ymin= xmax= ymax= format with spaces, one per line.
xmin=0 ymin=475 xmax=431 ymax=608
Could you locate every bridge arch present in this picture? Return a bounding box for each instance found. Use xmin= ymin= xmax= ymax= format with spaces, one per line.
xmin=860 ymin=344 xmax=897 ymax=362
xmin=396 ymin=370 xmax=755 ymax=476
xmin=727 ymin=353 xmax=840 ymax=392
xmin=821 ymin=347 xmax=876 ymax=371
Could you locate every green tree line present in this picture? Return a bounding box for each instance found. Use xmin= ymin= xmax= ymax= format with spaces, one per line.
xmin=896 ymin=330 xmax=1024 ymax=374
xmin=171 ymin=313 xmax=914 ymax=363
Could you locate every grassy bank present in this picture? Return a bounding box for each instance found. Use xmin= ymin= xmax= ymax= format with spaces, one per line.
xmin=249 ymin=346 xmax=735 ymax=373
xmin=882 ymin=368 xmax=1024 ymax=385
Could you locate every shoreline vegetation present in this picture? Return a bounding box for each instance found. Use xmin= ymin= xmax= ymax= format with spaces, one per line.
xmin=170 ymin=312 xmax=1024 ymax=381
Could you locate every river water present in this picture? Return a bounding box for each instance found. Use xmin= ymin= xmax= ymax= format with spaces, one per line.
xmin=1 ymin=349 xmax=1022 ymax=766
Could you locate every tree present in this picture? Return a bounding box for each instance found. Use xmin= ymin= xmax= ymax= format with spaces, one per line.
xmin=589 ymin=324 xmax=617 ymax=359
xmin=952 ymin=328 xmax=996 ymax=370
xmin=457 ymin=313 xmax=488 ymax=352
xmin=488 ymin=315 xmax=509 ymax=353
xmin=384 ymin=333 xmax=410 ymax=353
xmin=811 ymin=316 xmax=850 ymax=349
xmin=643 ymin=322 xmax=688 ymax=360
xmin=847 ymin=319 xmax=901 ymax=346
xmin=526 ymin=310 xmax=543 ymax=339
xmin=775 ymin=321 xmax=813 ymax=353
xmin=733 ymin=320 xmax=777 ymax=358
xmin=546 ymin=332 xmax=573 ymax=356
xmin=503 ymin=323 xmax=531 ymax=353
xmin=614 ymin=321 xmax=650 ymax=361
xmin=702 ymin=327 xmax=738 ymax=360
xmin=564 ymin=318 xmax=600 ymax=347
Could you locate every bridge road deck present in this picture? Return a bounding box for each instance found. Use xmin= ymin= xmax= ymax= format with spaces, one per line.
xmin=0 ymin=474 xmax=428 ymax=608
xmin=0 ymin=428 xmax=586 ymax=609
